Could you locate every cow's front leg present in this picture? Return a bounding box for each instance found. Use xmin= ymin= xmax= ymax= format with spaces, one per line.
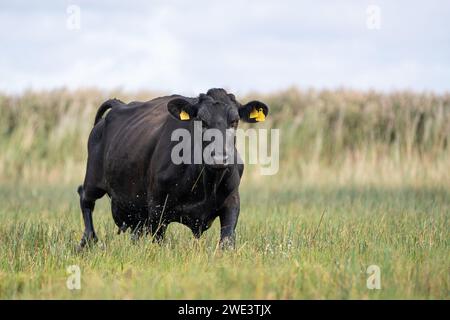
xmin=218 ymin=192 xmax=240 ymax=249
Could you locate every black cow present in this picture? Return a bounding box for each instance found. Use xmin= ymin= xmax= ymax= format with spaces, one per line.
xmin=77 ymin=88 xmax=269 ymax=249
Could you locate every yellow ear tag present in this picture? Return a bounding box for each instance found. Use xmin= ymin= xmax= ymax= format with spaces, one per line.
xmin=249 ymin=107 xmax=259 ymax=119
xmin=179 ymin=110 xmax=190 ymax=120
xmin=255 ymin=108 xmax=265 ymax=122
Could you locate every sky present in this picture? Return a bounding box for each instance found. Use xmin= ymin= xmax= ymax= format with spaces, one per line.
xmin=1 ymin=0 xmax=449 ymax=95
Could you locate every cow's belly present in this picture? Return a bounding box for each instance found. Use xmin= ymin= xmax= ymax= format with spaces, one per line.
xmin=111 ymin=198 xmax=148 ymax=230
xmin=174 ymin=212 xmax=219 ymax=237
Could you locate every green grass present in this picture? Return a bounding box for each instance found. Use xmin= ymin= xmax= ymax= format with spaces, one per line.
xmin=0 ymin=183 xmax=448 ymax=299
xmin=2 ymin=88 xmax=450 ymax=183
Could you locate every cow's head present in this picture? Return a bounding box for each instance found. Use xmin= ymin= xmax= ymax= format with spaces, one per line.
xmin=168 ymin=88 xmax=269 ymax=169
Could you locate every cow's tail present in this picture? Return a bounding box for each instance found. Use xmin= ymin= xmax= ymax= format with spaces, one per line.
xmin=94 ymin=98 xmax=123 ymax=125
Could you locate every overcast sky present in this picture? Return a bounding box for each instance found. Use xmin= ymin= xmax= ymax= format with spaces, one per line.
xmin=1 ymin=0 xmax=449 ymax=95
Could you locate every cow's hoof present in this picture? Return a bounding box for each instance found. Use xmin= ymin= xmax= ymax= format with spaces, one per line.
xmin=219 ymin=237 xmax=236 ymax=250
xmin=152 ymin=235 xmax=165 ymax=245
xmin=130 ymin=232 xmax=143 ymax=244
xmin=76 ymin=234 xmax=98 ymax=252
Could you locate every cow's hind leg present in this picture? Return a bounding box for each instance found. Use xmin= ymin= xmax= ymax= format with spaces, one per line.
xmin=77 ymin=185 xmax=105 ymax=249
xmin=147 ymin=198 xmax=169 ymax=244
xmin=130 ymin=223 xmax=147 ymax=243
xmin=150 ymin=221 xmax=168 ymax=244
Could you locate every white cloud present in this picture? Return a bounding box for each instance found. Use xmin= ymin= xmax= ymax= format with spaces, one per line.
xmin=0 ymin=0 xmax=449 ymax=94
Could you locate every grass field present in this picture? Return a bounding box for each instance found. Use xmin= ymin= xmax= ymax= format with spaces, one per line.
xmin=0 ymin=183 xmax=448 ymax=299
xmin=0 ymin=88 xmax=449 ymax=299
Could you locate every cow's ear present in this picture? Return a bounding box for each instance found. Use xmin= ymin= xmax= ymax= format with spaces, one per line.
xmin=168 ymin=98 xmax=197 ymax=121
xmin=239 ymin=101 xmax=269 ymax=123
